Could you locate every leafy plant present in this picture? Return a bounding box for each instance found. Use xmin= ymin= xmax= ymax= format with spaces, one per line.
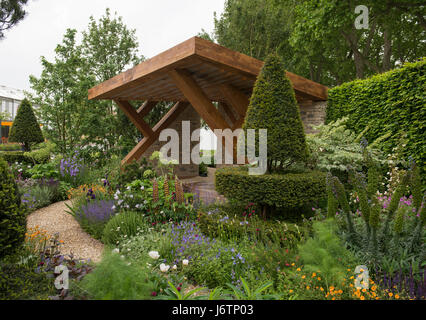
xmin=225 ymin=277 xmax=277 ymax=300
xmin=102 ymin=211 xmax=146 ymax=245
xmin=156 ymin=281 xmax=206 ymax=300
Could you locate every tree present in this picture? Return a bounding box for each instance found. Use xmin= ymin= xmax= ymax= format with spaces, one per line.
xmin=0 ymin=0 xmax=28 ymax=39
xmin=243 ymin=53 xmax=309 ymax=173
xmin=29 ymin=29 xmax=92 ymax=154
xmin=8 ymin=98 xmax=44 ymax=151
xmin=80 ymin=8 xmax=143 ymax=153
xmin=29 ymin=9 xmax=144 ymax=156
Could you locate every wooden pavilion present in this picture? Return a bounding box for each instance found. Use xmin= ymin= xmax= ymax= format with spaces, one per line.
xmin=88 ymin=37 xmax=328 ymax=177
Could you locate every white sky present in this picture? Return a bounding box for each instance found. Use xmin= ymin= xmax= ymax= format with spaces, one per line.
xmin=0 ymin=0 xmax=224 ymax=91
xmin=0 ymin=0 xmax=223 ymax=149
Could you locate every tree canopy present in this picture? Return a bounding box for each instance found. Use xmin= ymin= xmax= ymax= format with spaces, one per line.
xmin=212 ymin=0 xmax=426 ymax=86
xmin=0 ymin=0 xmax=28 ymax=39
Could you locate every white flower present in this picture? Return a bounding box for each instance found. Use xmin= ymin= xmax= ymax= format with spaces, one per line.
xmin=172 ymin=265 xmax=177 ymax=270
xmin=182 ymin=259 xmax=189 ymax=266
xmin=120 ymin=255 xmax=125 ymax=260
xmin=117 ymin=200 xmax=123 ymax=206
xmin=160 ymin=263 xmax=170 ymax=273
xmin=149 ymin=251 xmax=160 ymax=259
xmin=112 ymin=248 xmax=120 ymax=254
xmin=127 ymin=186 xmax=131 ymax=190
xmin=111 ymin=205 xmax=116 ymax=210
xmin=141 ymin=186 xmax=145 ymax=190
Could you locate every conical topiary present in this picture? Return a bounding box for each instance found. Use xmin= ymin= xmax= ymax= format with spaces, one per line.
xmin=8 ymin=98 xmax=44 ymax=151
xmin=0 ymin=157 xmax=26 ymax=258
xmin=243 ymin=53 xmax=309 ymax=172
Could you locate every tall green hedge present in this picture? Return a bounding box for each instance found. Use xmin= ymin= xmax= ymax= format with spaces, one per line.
xmin=326 ymin=59 xmax=426 ymax=180
xmin=215 ymin=166 xmax=326 ymax=211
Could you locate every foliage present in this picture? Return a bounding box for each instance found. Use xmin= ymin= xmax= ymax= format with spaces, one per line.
xmin=197 ymin=203 xmax=304 ymax=249
xmin=0 ymin=0 xmax=28 ymax=39
xmin=8 ymin=99 xmax=44 ymax=151
xmin=108 ymin=157 xmax=153 ymax=189
xmin=29 ymin=9 xmax=141 ymax=155
xmin=23 ymin=141 xmax=54 ymax=164
xmin=306 ymin=117 xmax=386 ymax=178
xmin=326 ymin=152 xmax=425 ymax=299
xmin=243 ymin=53 xmax=308 ymax=172
xmin=326 ymin=59 xmax=426 ymax=184
xmin=0 ymin=157 xmax=26 ymax=258
xmin=76 ymin=251 xmax=155 ymax=300
xmin=225 ymin=277 xmax=277 ymax=300
xmin=215 ymin=166 xmax=326 ymax=213
xmin=27 ymin=162 xmax=59 ymax=179
xmin=102 ymin=211 xmax=146 ymax=245
xmin=297 ymin=219 xmax=358 ymax=286
xmin=290 ymin=0 xmax=426 ymax=84
xmin=0 ymin=143 xmax=21 ymax=151
xmin=156 ymin=281 xmax=206 ymax=300
xmin=199 ymin=161 xmax=208 ymax=177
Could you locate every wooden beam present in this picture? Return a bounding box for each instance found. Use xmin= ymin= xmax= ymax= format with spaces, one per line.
xmin=218 ymin=101 xmax=237 ymax=127
xmin=218 ymin=84 xmax=249 ymax=117
xmin=137 ymin=101 xmax=157 ymax=118
xmin=114 ymin=100 xmax=154 ymax=138
xmin=122 ymin=102 xmax=189 ymax=164
xmin=168 ymin=68 xmax=229 ymax=131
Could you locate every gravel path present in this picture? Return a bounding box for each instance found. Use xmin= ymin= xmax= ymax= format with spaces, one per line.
xmin=26 ymin=200 xmax=104 ymax=263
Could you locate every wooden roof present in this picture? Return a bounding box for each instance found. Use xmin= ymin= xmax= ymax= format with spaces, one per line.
xmin=88 ymin=37 xmax=328 ymax=103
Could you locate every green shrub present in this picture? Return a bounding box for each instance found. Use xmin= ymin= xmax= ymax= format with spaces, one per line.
xmin=0 ymin=144 xmax=21 ymax=152
xmin=0 ymin=158 xmax=26 ymax=258
xmin=199 ymin=162 xmax=208 ymax=177
xmin=243 ymin=53 xmax=308 ymax=172
xmin=215 ymin=166 xmax=326 ymax=212
xmin=0 ymin=151 xmax=31 ymax=164
xmin=298 ymin=219 xmax=358 ymax=286
xmin=77 ymin=252 xmax=156 ymax=300
xmin=8 ymin=99 xmax=44 ymax=151
xmin=326 ymin=58 xmax=426 ymax=184
xmin=102 ymin=211 xmax=146 ymax=245
xmin=0 ymin=262 xmax=55 ymax=300
xmin=23 ymin=141 xmax=54 ymax=164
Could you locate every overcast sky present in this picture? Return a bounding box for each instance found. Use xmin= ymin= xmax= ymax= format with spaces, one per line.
xmin=0 ymin=0 xmax=225 ymax=91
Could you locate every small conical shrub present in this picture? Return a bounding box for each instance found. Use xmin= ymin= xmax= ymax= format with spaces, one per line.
xmin=0 ymin=157 xmax=26 ymax=258
xmin=243 ymin=53 xmax=309 ymax=172
xmin=8 ymin=99 xmax=44 ymax=151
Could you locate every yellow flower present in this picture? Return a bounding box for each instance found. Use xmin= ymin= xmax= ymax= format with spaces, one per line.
xmin=301 ymin=275 xmax=306 ymax=279
xmin=371 ymin=285 xmax=376 ymax=291
xmin=296 ymin=268 xmax=301 ymax=272
xmin=320 ymin=287 xmax=324 ymax=291
xmin=395 ymin=294 xmax=399 ymax=299
xmin=312 ymin=272 xmax=316 ymax=277
xmin=360 ymin=296 xmax=365 ymax=300
xmin=389 ymin=292 xmax=393 ymax=297
xmin=362 ymin=288 xmax=366 ymax=293
xmin=306 ymin=286 xmax=310 ymax=290
xmin=291 ymin=263 xmax=295 ymax=266
xmin=330 ymin=286 xmax=335 ymax=291
xmin=289 ymin=290 xmax=294 ymax=293
xmin=317 ymin=277 xmax=321 ymax=281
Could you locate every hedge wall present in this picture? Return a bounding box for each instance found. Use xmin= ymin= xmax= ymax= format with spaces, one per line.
xmin=326 ymin=59 xmax=426 ymax=180
xmin=215 ymin=166 xmax=326 ymax=209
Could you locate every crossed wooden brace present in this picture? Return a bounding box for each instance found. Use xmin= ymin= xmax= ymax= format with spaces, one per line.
xmin=114 ymin=68 xmax=250 ymax=166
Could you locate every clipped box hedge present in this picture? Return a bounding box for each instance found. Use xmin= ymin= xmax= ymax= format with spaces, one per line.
xmin=326 ymin=58 xmax=426 ymax=180
xmin=215 ymin=166 xmax=326 ymax=209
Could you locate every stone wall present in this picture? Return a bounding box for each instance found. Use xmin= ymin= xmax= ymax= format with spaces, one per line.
xmin=299 ymin=100 xmax=327 ymax=134
xmin=140 ymin=104 xmax=200 ymax=178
